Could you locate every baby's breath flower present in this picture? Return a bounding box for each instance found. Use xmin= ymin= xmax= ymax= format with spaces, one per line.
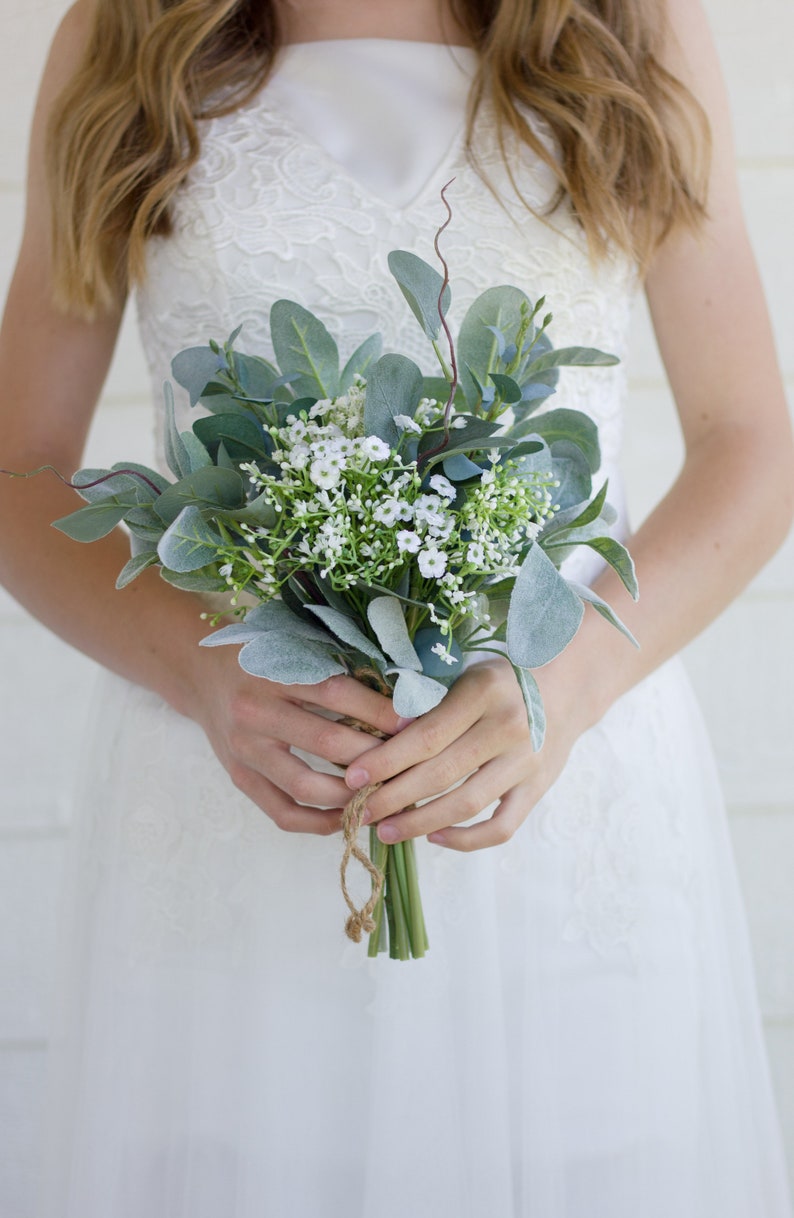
xmin=417 ymin=546 xmax=447 ymax=579
xmin=397 ymin=530 xmax=422 ymax=554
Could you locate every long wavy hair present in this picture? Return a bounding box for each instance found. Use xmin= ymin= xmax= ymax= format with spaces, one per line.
xmin=47 ymin=0 xmax=709 ymax=316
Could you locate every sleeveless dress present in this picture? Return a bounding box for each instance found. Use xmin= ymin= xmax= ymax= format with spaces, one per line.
xmin=40 ymin=41 xmax=792 ymax=1218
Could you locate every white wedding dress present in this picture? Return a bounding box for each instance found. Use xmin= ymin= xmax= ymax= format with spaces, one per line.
xmin=40 ymin=41 xmax=791 ymax=1218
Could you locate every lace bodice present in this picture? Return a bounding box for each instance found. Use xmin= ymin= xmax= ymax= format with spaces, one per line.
xmin=136 ymin=39 xmax=639 ymax=499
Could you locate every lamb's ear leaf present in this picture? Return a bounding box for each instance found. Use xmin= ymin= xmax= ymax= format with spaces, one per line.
xmin=157 ymin=505 xmax=224 ymax=572
xmin=115 ymin=551 xmax=158 ymax=589
xmin=566 ymin=581 xmax=639 ymax=646
xmin=506 ymin=543 xmax=584 ymax=668
xmin=163 ymin=382 xmax=192 ymax=478
xmin=574 ymin=537 xmax=639 ymax=601
xmin=510 ymin=664 xmax=546 ymax=751
xmin=269 ymin=299 xmax=340 ymax=399
xmin=236 ymin=634 xmax=346 ymax=684
xmin=391 ymin=669 xmax=448 ymax=717
xmin=306 ymin=605 xmax=388 ymax=668
xmin=367 ymin=597 xmax=422 ymax=671
xmin=387 ymin=250 xmax=451 ymax=342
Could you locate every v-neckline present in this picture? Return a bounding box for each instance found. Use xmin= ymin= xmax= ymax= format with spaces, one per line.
xmin=248 ymin=39 xmax=479 ymax=216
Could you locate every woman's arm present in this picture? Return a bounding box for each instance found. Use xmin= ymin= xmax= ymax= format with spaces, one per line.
xmin=349 ymin=0 xmax=794 ymax=848
xmin=0 ymin=2 xmax=405 ymax=833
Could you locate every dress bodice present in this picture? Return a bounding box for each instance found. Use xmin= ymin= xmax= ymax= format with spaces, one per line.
xmin=136 ymin=39 xmax=639 ymax=491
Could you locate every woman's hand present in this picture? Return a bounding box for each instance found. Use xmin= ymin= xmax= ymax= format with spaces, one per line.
xmin=193 ymin=644 xmax=409 ymax=836
xmin=343 ymin=656 xmax=585 ymax=852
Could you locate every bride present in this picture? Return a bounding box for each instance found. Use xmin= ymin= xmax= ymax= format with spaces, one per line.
xmin=1 ymin=0 xmax=792 ymax=1214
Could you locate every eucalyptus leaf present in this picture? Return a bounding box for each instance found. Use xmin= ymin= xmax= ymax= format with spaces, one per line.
xmin=192 ymin=413 xmax=270 ymax=461
xmin=457 ymin=285 xmax=533 ymax=408
xmin=157 ymin=505 xmax=224 ymax=572
xmin=367 ymin=597 xmax=422 ymax=671
xmin=576 ymin=536 xmax=639 ymax=600
xmin=566 ymin=581 xmax=639 ymax=647
xmin=548 ymin=441 xmax=593 ymax=510
xmin=489 ymin=373 xmax=523 ymax=404
xmin=541 ymin=479 xmax=610 ymax=538
xmin=231 ymin=353 xmax=282 ymax=400
xmin=364 ymin=354 xmax=423 ymax=448
xmin=52 ymin=502 xmax=130 ymax=542
xmin=529 ymin=409 xmax=601 ymax=474
xmin=443 ymin=453 xmax=484 ymax=481
xmin=524 ymin=345 xmax=619 ymax=376
xmin=215 ymin=491 xmax=277 ymax=530
xmin=387 ymin=250 xmax=451 ymax=342
xmin=391 ymin=669 xmax=448 ymax=717
xmin=506 ymin=543 xmax=584 ymax=668
xmin=171 ymin=346 xmax=227 ymax=407
xmin=340 ymin=333 xmax=383 ymax=391
xmin=270 ymin=299 xmax=340 ymax=399
xmin=153 ymin=466 xmax=246 ymax=525
xmin=511 ymin=664 xmax=546 ymax=751
xmin=160 ymin=568 xmax=224 ymax=592
xmin=237 ymin=634 xmax=346 ymax=684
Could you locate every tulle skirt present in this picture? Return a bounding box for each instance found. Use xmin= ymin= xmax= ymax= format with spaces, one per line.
xmin=39 ymin=658 xmax=791 ymax=1217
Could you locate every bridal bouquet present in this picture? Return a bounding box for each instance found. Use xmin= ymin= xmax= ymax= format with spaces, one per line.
xmin=50 ymin=206 xmax=638 ymax=959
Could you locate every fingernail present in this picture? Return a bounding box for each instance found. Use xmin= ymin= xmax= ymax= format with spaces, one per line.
xmin=427 ymin=833 xmax=446 ymax=846
xmin=378 ymin=823 xmax=399 ymax=843
xmin=361 ymin=806 xmax=373 ymax=825
xmin=346 ymin=766 xmax=370 ymax=790
xmin=395 ymin=717 xmax=415 ymax=732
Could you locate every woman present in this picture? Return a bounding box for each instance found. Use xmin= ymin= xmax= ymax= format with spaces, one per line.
xmin=1 ymin=0 xmax=791 ymax=1214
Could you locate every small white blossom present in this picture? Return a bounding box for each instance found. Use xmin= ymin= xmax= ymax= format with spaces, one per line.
xmin=429 ymin=474 xmax=456 ymax=500
xmin=417 ymin=546 xmax=447 ymax=579
xmin=396 ymin=530 xmax=422 ymax=554
xmin=451 ymin=417 xmax=468 ymax=430
xmin=218 ymin=563 xmax=233 ymax=578
xmin=357 ymin=436 xmax=391 ymax=461
xmin=431 ymin=641 xmax=459 ymax=666
xmin=374 ymin=497 xmax=413 ymax=526
xmin=310 ymin=458 xmax=342 ymax=490
xmin=467 ymin=542 xmax=485 ymax=566
xmin=394 ymin=414 xmax=422 ymax=434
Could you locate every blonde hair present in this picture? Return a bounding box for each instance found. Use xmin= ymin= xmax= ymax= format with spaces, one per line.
xmin=47 ymin=0 xmax=709 ymax=316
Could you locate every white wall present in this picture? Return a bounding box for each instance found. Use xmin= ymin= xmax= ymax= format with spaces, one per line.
xmin=1 ymin=1 xmax=792 ymax=1212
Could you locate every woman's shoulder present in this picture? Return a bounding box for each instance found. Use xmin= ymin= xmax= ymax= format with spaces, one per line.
xmin=42 ymin=1 xmax=95 ymax=98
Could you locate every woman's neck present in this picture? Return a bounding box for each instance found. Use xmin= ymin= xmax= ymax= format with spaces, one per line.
xmin=273 ymin=0 xmax=472 ymax=47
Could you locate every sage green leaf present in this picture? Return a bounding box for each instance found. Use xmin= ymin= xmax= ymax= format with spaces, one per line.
xmin=195 ymin=390 xmax=263 ymax=419
xmin=340 ymin=333 xmax=383 ymax=391
xmin=153 ymin=466 xmax=245 ymax=525
xmin=511 ymin=664 xmax=546 ymax=751
xmin=548 ymin=441 xmax=593 ymax=510
xmin=364 ymin=354 xmax=423 ymax=448
xmin=115 ymin=551 xmax=158 ymax=589
xmin=215 ymin=491 xmax=277 ymax=530
xmin=506 ymin=543 xmax=584 ymax=668
xmin=457 ymin=286 xmax=533 ymax=408
xmin=523 ymin=345 xmax=619 ymax=376
xmin=577 ymin=536 xmax=639 ymax=600
xmin=181 ymin=431 xmax=213 ymax=472
xmin=306 ymin=605 xmax=388 ymax=667
xmin=192 ymin=413 xmax=271 ymax=461
xmin=443 ymin=453 xmax=484 ymax=481
xmin=163 ymin=382 xmax=192 ymax=479
xmin=160 ymin=568 xmax=224 ymax=592
xmin=270 ymin=299 xmax=340 ymax=399
xmin=367 ymin=597 xmax=422 ymax=671
xmin=489 ymin=373 xmax=523 ymax=404
xmin=391 ymin=668 xmax=448 ymax=717
xmin=566 ymin=581 xmax=639 ymax=646
xmin=237 ymin=634 xmax=346 ymax=684
xmin=541 ymin=479 xmax=610 ymax=539
xmin=52 ymin=502 xmax=130 ymax=542
xmin=157 ymin=505 xmax=224 ymax=572
xmin=387 ymin=250 xmax=451 ymax=342
xmin=232 ymin=353 xmax=281 ymax=400
xmin=171 ymin=346 xmax=227 ymax=406
xmin=111 ymin=462 xmax=170 ymax=494
xmin=529 ymin=409 xmax=601 ymax=474
xmin=71 ymin=467 xmax=162 ymax=504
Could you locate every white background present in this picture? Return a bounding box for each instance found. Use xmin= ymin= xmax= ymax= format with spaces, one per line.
xmin=1 ymin=1 xmax=792 ymax=1212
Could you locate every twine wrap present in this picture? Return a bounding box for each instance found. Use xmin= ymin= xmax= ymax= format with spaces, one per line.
xmin=339 ymin=704 xmax=388 ymax=943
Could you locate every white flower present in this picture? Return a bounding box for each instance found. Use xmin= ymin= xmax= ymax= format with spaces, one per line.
xmin=218 ymin=563 xmax=233 ymax=578
xmin=451 ymin=417 xmax=468 ymax=430
xmin=394 ymin=414 xmax=422 ymax=434
xmin=417 ymin=546 xmax=447 ymax=579
xmin=373 ymin=497 xmax=413 ymax=527
xmin=396 ymin=530 xmax=422 ymax=554
xmin=310 ymin=458 xmax=343 ymax=490
xmin=429 ymin=474 xmax=456 ymax=500
xmin=467 ymin=542 xmax=485 ymax=566
xmin=431 ymin=641 xmax=459 ymax=666
xmin=357 ymin=436 xmax=391 ymax=461
xmin=288 ymin=442 xmax=311 ymax=470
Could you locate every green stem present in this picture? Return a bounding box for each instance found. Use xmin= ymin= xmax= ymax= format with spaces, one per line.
xmin=367 ymin=830 xmax=389 ymax=958
xmin=402 ymin=838 xmax=428 ymax=957
xmin=387 ymin=848 xmax=411 ymax=961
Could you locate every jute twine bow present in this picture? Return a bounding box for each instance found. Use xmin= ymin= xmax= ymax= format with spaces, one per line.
xmin=338 ymin=707 xmax=387 ymax=943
